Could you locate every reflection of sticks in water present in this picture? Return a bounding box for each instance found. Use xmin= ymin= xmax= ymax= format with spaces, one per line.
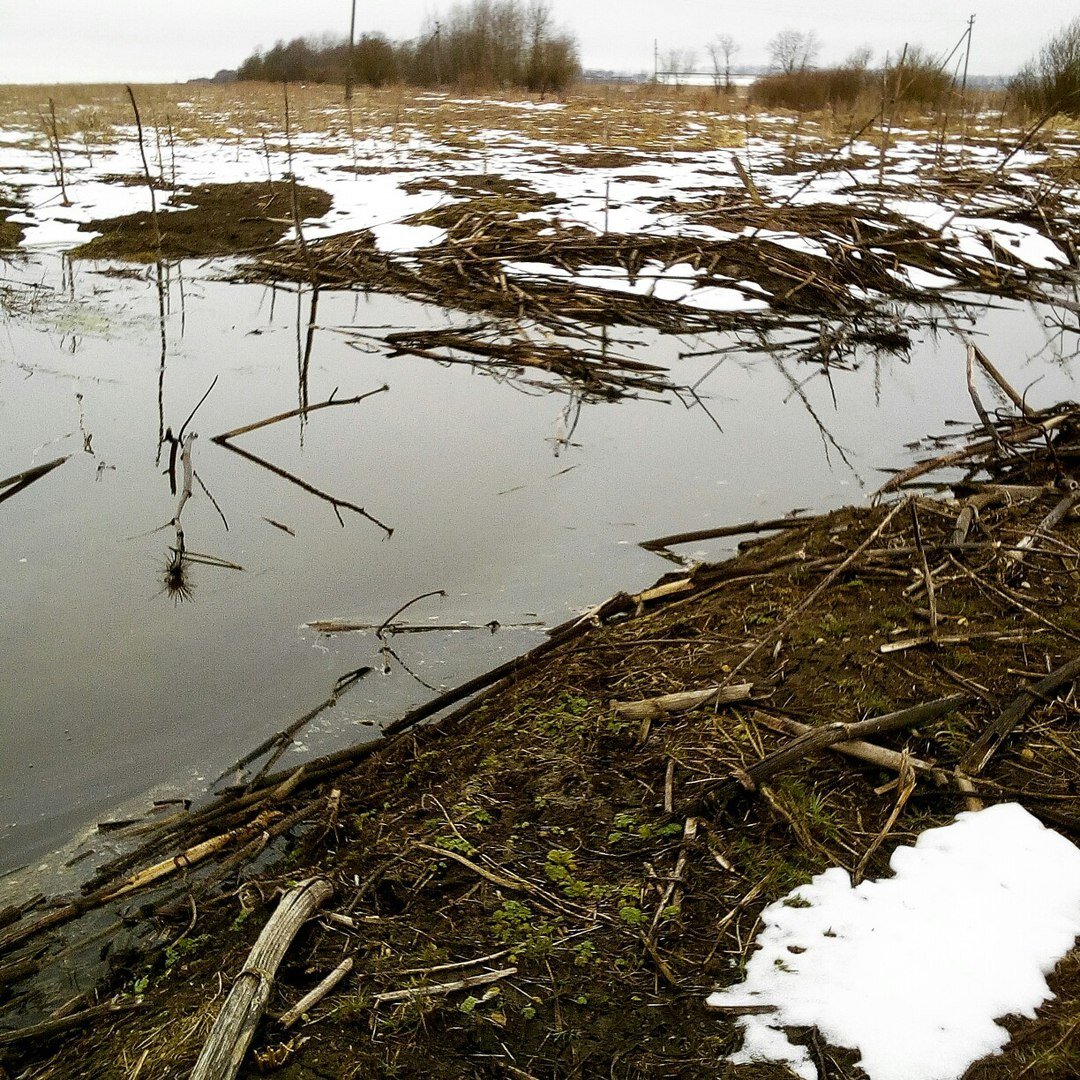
xmin=374 ymin=590 xmax=445 ymax=682
xmin=298 ymin=286 xmax=319 ymax=440
xmin=217 ymin=666 xmax=371 ymax=787
xmin=75 ymin=393 xmax=94 ymax=454
xmin=162 ymin=433 xmax=197 ymax=601
xmin=165 ymin=376 xmax=220 ymax=495
xmin=307 ymin=619 xmax=545 ymax=634
xmin=155 ymin=263 xmax=167 ymax=463
xmin=0 ymin=455 xmax=70 ymax=507
xmin=379 ymin=637 xmax=441 ymax=690
xmin=212 ymin=388 xmax=393 ymax=534
xmin=770 ymin=353 xmax=861 ymax=481
xmin=161 ymin=434 xmax=242 ymax=601
xmin=215 ymin=438 xmax=393 ymax=535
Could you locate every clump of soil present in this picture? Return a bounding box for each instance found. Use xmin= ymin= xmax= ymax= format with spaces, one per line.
xmin=70 ymin=181 xmax=332 ymax=261
xmin=0 ymin=199 xmax=24 ymax=249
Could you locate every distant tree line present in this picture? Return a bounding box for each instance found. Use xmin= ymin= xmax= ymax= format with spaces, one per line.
xmin=237 ymin=0 xmax=579 ymax=93
xmin=750 ymin=32 xmax=953 ymax=113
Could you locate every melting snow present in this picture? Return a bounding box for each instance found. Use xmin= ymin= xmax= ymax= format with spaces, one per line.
xmin=708 ymin=803 xmax=1080 ymax=1080
xmin=502 ymin=258 xmax=770 ymax=313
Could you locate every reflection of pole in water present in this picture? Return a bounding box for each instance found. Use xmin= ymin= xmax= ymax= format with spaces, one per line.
xmin=551 ymin=392 xmax=582 ymax=458
xmin=155 ymin=259 xmax=168 ymax=464
xmin=162 ymin=432 xmax=196 ymax=602
xmin=297 ymin=284 xmax=320 ymax=443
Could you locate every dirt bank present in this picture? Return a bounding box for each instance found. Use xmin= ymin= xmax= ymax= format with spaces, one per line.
xmin=0 ymin=199 xmax=24 ymax=249
xmin=70 ymin=181 xmax=331 ymax=261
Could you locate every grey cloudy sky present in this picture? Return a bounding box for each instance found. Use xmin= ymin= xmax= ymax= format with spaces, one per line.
xmin=1 ymin=1 xmax=1077 ymax=83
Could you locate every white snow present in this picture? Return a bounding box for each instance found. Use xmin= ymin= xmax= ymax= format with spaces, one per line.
xmin=708 ymin=803 xmax=1080 ymax=1080
xmin=369 ymin=223 xmax=446 ymax=253
xmin=502 ymin=258 xmax=770 ymax=312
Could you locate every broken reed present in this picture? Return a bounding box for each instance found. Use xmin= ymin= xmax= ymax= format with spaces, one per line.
xmin=46 ymin=98 xmax=70 ymax=206
xmin=125 ymin=85 xmax=162 ymax=255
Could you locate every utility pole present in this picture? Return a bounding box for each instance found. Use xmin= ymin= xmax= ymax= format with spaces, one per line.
xmin=654 ymin=39 xmax=659 ymax=83
xmin=434 ymin=21 xmax=442 ymax=88
xmin=959 ymin=14 xmax=975 ymax=98
xmin=345 ymin=0 xmax=357 ymax=101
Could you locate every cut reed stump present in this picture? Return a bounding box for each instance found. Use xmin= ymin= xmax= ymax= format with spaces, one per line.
xmin=190 ymin=877 xmax=333 ymax=1080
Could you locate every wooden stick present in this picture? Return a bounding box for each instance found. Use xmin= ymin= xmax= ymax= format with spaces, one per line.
xmin=395 ymin=948 xmax=513 ymax=978
xmin=640 ymin=516 xmax=811 ymax=552
xmin=874 ymin=412 xmax=1073 ymax=497
xmin=752 ymin=711 xmax=942 ymax=779
xmin=372 ymin=966 xmax=517 ymax=1005
xmin=190 ymin=878 xmax=333 ymax=1080
xmin=211 ymin=386 xmax=388 ymax=442
xmin=970 ymin=342 xmax=1032 ymax=416
xmin=909 ymin=500 xmax=938 ymax=640
xmin=126 ymin=86 xmax=161 ymax=253
xmin=1010 ymin=488 xmax=1080 ymax=567
xmin=741 ymin=695 xmax=967 ymax=788
xmin=277 ymin=956 xmax=353 ymax=1028
xmin=612 ymin=684 xmax=753 ymax=722
xmin=0 ymin=1001 xmax=140 ymax=1048
xmin=413 ymin=843 xmax=535 ymax=894
xmin=960 ymin=655 xmax=1080 ymax=776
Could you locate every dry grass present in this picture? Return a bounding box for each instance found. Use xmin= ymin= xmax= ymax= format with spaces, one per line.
xmin=2 ymin=80 xmax=1059 ymax=161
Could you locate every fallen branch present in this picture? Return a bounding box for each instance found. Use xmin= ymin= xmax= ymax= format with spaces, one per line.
xmin=960 ymin=654 xmax=1080 ymax=776
xmin=640 ymin=515 xmax=811 ymax=552
xmin=372 ymin=966 xmax=517 ymax=1006
xmin=751 ymin=711 xmax=944 ymax=780
xmin=278 ymin=956 xmax=354 ymax=1028
xmin=612 ymin=684 xmax=753 ymax=722
xmin=190 ymin=877 xmax=333 ymax=1080
xmin=874 ymin=411 xmax=1073 ymax=497
xmin=0 ymin=1002 xmax=141 ymax=1049
xmin=699 ymin=694 xmax=969 ymax=812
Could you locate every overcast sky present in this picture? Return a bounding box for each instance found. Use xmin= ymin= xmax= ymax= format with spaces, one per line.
xmin=2 ymin=1 xmax=1077 ymax=83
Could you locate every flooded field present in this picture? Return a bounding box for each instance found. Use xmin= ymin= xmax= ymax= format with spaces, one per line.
xmin=2 ymin=84 xmax=1079 ymax=890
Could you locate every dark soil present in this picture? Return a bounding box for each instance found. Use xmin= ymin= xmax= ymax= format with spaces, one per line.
xmin=3 ymin=436 xmax=1079 ymax=1079
xmin=0 ymin=199 xmax=24 ymax=249
xmin=69 ymin=181 xmax=332 ymax=261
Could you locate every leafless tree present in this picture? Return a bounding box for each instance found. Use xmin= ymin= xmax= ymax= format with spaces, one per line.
xmin=768 ymin=28 xmax=820 ymax=74
xmin=662 ymin=47 xmax=698 ymax=87
xmin=707 ymin=34 xmax=740 ymax=90
xmin=843 ymin=45 xmax=873 ymax=71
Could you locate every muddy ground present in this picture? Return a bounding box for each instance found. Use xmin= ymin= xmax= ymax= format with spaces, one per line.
xmin=69 ymin=181 xmax=331 ymax=261
xmin=3 ymin=457 xmax=1079 ymax=1078
xmin=0 ymin=199 xmax=24 ymax=249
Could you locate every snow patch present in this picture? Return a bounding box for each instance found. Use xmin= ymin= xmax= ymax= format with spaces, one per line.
xmin=708 ymin=803 xmax=1080 ymax=1080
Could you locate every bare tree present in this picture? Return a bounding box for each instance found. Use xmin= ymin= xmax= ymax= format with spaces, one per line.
xmin=662 ymin=47 xmax=697 ymax=87
xmin=768 ymin=28 xmax=820 ymax=75
xmin=843 ymin=45 xmax=873 ymax=71
xmin=707 ymin=34 xmax=740 ymax=90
